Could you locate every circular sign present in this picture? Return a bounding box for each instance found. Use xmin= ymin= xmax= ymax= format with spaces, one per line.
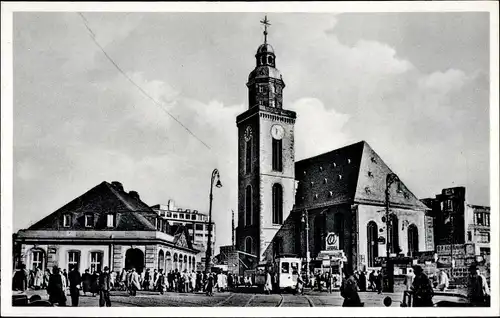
xmin=326 ymin=233 xmax=337 ymax=246
xmin=381 ymin=216 xmax=387 ymax=223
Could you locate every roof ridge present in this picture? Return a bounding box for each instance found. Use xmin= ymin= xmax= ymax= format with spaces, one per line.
xmin=105 ymin=182 xmax=137 ymax=211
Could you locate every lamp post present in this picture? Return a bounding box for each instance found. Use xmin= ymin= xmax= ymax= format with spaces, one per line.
xmin=205 ymin=168 xmax=222 ymax=275
xmin=301 ymin=209 xmax=310 ymax=281
xmin=385 ymin=173 xmax=401 ymax=292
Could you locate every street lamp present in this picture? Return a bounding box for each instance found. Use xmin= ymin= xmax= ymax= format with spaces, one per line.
xmin=301 ymin=209 xmax=310 ymax=280
xmin=385 ymin=173 xmax=401 ymax=292
xmin=205 ymin=168 xmax=222 ymax=274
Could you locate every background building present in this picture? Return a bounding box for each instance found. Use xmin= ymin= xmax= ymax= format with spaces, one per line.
xmin=465 ymin=204 xmax=490 ymax=257
xmin=13 ymin=181 xmax=198 ymax=274
xmin=151 ymin=201 xmax=215 ymax=270
xmin=422 ymin=187 xmax=467 ymax=246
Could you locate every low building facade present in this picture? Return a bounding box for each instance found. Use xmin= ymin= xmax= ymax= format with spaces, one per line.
xmin=14 ymin=181 xmax=199 ymax=275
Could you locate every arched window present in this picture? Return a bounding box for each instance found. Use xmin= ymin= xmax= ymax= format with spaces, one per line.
xmin=388 ymin=214 xmax=400 ymax=254
xmin=245 ymin=236 xmax=253 ymax=254
xmin=268 ymin=56 xmax=273 ymax=64
xmin=367 ymin=221 xmax=378 ymax=267
xmin=158 ymin=250 xmax=165 ymax=271
xmin=314 ymin=213 xmax=326 ymax=255
xmin=245 ymin=185 xmax=252 ymax=226
xmin=246 ymin=138 xmax=252 ymax=174
xmin=272 ymin=183 xmax=283 ymax=224
xmin=272 ymin=138 xmax=283 ymax=171
xmin=334 ymin=213 xmax=345 ymax=250
xmin=166 ymin=251 xmax=172 ymax=271
xmin=407 ymin=224 xmax=419 ymax=256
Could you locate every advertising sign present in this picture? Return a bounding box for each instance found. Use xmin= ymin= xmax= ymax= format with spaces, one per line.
xmin=325 ymin=232 xmax=339 ymax=251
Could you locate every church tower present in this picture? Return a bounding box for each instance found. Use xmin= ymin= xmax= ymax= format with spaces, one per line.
xmin=236 ymin=16 xmax=296 ymax=264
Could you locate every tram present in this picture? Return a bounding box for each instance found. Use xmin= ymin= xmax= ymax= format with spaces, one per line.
xmin=255 ymin=256 xmax=302 ymax=291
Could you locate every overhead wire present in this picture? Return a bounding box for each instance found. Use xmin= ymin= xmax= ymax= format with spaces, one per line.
xmin=77 ymin=12 xmax=211 ymax=150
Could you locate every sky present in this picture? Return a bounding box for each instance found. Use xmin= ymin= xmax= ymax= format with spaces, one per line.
xmin=13 ymin=12 xmax=490 ymax=253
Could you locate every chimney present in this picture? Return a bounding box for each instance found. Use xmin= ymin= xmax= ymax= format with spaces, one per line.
xmin=111 ymin=181 xmax=124 ymax=192
xmin=129 ymin=191 xmax=140 ymax=201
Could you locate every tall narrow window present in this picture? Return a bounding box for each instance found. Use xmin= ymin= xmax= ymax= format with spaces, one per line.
xmin=106 ymin=214 xmax=114 ymax=227
xmin=367 ymin=221 xmax=378 ymax=267
xmin=272 ymin=138 xmax=283 ymax=171
xmin=245 ymin=185 xmax=252 ymax=226
xmin=334 ymin=213 xmax=345 ymax=250
xmin=246 ymin=139 xmax=252 ymax=174
xmin=245 ymin=236 xmax=253 ymax=254
xmin=407 ymin=224 xmax=419 ymax=256
xmin=85 ymin=214 xmax=94 ymax=228
xmin=272 ymin=184 xmax=283 ymax=224
xmin=90 ymin=251 xmax=103 ymax=273
xmin=68 ymin=251 xmax=80 ymax=270
xmin=63 ymin=214 xmax=71 ymax=227
xmin=388 ymin=214 xmax=400 ymax=254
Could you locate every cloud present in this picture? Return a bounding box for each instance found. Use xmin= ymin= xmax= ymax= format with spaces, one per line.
xmin=13 ymin=13 xmax=490 ymax=253
xmin=289 ymin=98 xmax=351 ymax=160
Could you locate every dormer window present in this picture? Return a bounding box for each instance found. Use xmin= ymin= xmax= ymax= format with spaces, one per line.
xmin=85 ymin=214 xmax=94 ymax=228
xmin=106 ymin=214 xmax=115 ymax=228
xmin=63 ymin=214 xmax=71 ymax=227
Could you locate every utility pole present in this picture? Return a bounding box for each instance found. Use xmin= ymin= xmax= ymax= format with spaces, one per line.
xmin=232 ymin=209 xmax=235 ymax=247
xmin=385 ymin=173 xmax=400 ymax=293
xmin=302 ymin=209 xmax=310 ymax=280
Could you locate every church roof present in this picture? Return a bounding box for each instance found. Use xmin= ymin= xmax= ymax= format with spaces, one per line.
xmin=257 ymin=43 xmax=275 ymax=54
xmin=294 ymin=141 xmax=428 ymax=211
xmin=27 ymin=181 xmax=158 ymax=231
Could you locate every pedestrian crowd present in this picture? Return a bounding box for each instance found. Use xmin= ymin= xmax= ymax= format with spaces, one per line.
xmin=12 ymin=263 xmax=112 ymax=307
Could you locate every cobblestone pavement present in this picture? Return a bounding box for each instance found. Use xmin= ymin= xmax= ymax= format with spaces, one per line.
xmin=13 ymin=288 xmax=467 ymax=307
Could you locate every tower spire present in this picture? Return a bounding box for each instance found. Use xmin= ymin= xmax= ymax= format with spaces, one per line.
xmin=260 ymin=15 xmax=271 ymax=44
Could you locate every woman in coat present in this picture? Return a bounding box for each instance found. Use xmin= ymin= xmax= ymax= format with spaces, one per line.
xmin=33 ymin=266 xmax=43 ymax=290
xmin=264 ymin=271 xmax=273 ymax=295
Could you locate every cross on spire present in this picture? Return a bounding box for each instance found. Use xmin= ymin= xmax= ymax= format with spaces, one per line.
xmin=260 ymin=15 xmax=271 ymax=44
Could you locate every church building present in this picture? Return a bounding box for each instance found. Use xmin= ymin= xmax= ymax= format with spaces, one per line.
xmin=236 ymin=17 xmax=434 ymax=273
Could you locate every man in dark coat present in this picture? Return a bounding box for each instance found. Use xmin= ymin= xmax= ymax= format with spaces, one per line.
xmin=358 ymin=271 xmax=367 ymax=292
xmin=411 ymin=265 xmax=434 ymax=307
xmin=340 ymin=269 xmax=363 ymax=307
xmin=81 ymin=269 xmax=91 ymax=296
xmin=68 ymin=264 xmax=82 ymax=307
xmin=47 ymin=266 xmax=67 ymax=306
xmin=98 ymin=266 xmax=112 ymax=307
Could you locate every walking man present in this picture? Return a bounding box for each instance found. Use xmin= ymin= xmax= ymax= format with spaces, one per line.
xmin=68 ymin=264 xmax=81 ymax=307
xmin=98 ymin=266 xmax=112 ymax=307
xmin=411 ymin=265 xmax=434 ymax=307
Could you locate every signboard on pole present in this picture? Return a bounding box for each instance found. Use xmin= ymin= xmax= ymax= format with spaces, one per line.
xmin=326 ymin=232 xmax=339 ymax=251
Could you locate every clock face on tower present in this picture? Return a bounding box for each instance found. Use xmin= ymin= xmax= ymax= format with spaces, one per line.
xmin=244 ymin=126 xmax=253 ymax=141
xmin=271 ymin=124 xmax=285 ymax=140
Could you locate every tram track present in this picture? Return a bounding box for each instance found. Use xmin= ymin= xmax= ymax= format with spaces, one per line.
xmin=277 ymin=294 xmax=314 ymax=307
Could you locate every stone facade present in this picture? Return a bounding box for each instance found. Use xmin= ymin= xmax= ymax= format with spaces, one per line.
xmin=236 ymin=38 xmax=296 ymax=263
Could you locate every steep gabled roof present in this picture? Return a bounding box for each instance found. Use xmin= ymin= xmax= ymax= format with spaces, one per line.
xmin=27 ymin=181 xmax=157 ymax=231
xmin=354 ymin=142 xmax=429 ymax=210
xmin=294 ymin=141 xmax=365 ymax=208
xmin=294 ymin=141 xmax=428 ymax=211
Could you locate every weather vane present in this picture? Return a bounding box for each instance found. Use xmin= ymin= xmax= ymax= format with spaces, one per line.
xmin=260 ymin=15 xmax=271 ymax=44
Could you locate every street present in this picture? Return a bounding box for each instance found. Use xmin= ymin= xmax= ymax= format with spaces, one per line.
xmin=14 ymin=288 xmax=427 ymax=307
